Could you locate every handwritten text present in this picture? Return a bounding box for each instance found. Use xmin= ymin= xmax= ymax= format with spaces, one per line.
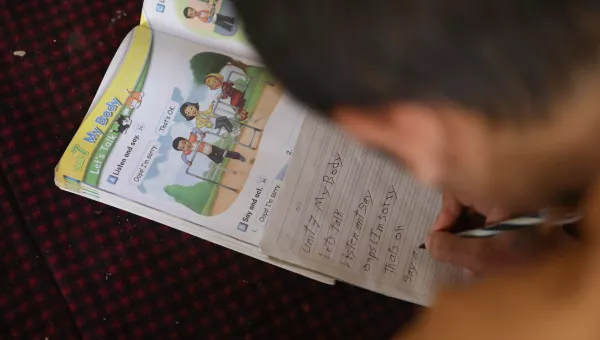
xmin=315 ymin=152 xmax=343 ymax=211
xmin=340 ymin=190 xmax=373 ymax=269
xmin=363 ymin=186 xmax=397 ymax=272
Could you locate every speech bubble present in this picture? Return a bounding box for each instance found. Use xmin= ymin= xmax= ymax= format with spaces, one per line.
xmin=130 ymin=141 xmax=161 ymax=185
xmin=257 ymin=178 xmax=283 ymax=226
xmin=155 ymin=101 xmax=179 ymax=136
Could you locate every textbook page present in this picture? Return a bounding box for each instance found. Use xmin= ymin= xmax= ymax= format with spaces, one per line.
xmin=260 ymin=116 xmax=466 ymax=306
xmin=140 ymin=0 xmax=254 ymax=58
xmin=56 ymin=26 xmax=305 ymax=246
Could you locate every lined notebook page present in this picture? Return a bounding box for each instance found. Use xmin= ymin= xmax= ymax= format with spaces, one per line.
xmin=260 ymin=115 xmax=466 ymax=305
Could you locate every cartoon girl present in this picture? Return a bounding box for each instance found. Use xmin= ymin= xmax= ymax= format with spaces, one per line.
xmin=204 ymin=73 xmax=249 ymax=121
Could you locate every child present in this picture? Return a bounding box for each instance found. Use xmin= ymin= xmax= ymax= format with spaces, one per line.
xmin=204 ymin=73 xmax=249 ymax=121
xmin=183 ymin=5 xmax=235 ymax=32
xmin=180 ymin=101 xmax=234 ymax=133
xmin=173 ymin=128 xmax=246 ymax=166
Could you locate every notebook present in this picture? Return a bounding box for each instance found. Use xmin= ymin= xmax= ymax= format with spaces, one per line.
xmin=55 ymin=0 xmax=466 ymax=306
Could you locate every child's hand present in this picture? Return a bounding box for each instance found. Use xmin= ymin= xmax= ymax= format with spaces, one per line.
xmin=427 ymin=192 xmax=535 ymax=276
xmin=188 ymin=161 xmax=192 ymax=167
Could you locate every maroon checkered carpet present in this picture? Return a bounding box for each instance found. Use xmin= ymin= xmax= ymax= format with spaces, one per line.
xmin=0 ymin=1 xmax=417 ymax=338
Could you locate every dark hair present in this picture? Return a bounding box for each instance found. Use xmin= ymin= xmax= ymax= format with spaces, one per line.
xmin=112 ymin=115 xmax=131 ymax=134
xmin=183 ymin=7 xmax=194 ymax=19
xmin=180 ymin=102 xmax=198 ymax=121
xmin=116 ymin=115 xmax=131 ymax=126
xmin=234 ymin=1 xmax=600 ymax=119
xmin=172 ymin=137 xmax=186 ymax=150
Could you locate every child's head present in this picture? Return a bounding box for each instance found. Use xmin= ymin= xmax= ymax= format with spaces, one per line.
xmin=205 ymin=73 xmax=225 ymax=90
xmin=234 ymin=0 xmax=600 ymax=210
xmin=172 ymin=137 xmax=193 ymax=152
xmin=183 ymin=7 xmax=197 ymax=19
xmin=180 ymin=102 xmax=199 ymax=121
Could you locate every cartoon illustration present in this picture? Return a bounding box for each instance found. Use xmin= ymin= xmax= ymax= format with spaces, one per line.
xmin=180 ymin=101 xmax=234 ymax=133
xmin=189 ymin=53 xmax=249 ymax=83
xmin=183 ymin=1 xmax=236 ymax=33
xmin=204 ymin=73 xmax=251 ymax=121
xmin=124 ymin=90 xmax=144 ymax=109
xmin=138 ymin=52 xmax=284 ymax=217
xmin=112 ymin=115 xmax=132 ymax=134
xmin=173 ymin=128 xmax=247 ymax=166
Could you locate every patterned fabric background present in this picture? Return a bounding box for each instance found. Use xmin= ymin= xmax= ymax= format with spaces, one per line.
xmin=0 ymin=1 xmax=417 ymax=338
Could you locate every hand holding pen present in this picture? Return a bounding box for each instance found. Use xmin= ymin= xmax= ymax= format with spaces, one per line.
xmin=420 ymin=193 xmax=580 ymax=276
xmin=419 ymin=209 xmax=580 ymax=249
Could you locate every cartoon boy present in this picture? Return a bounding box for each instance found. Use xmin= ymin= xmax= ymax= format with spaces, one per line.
xmin=204 ymin=73 xmax=249 ymax=121
xmin=180 ymin=101 xmax=234 ymax=133
xmin=173 ymin=128 xmax=246 ymax=166
xmin=183 ymin=6 xmax=236 ymax=32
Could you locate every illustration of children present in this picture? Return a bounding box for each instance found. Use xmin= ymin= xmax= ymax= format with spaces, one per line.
xmin=180 ymin=101 xmax=234 ymax=133
xmin=204 ymin=73 xmax=249 ymax=121
xmin=173 ymin=128 xmax=246 ymax=166
xmin=183 ymin=3 xmax=236 ymax=32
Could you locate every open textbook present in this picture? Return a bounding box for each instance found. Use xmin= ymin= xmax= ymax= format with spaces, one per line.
xmin=55 ymin=0 xmax=465 ymax=305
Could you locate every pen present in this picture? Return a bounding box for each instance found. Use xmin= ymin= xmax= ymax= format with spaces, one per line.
xmin=418 ymin=209 xmax=581 ymax=250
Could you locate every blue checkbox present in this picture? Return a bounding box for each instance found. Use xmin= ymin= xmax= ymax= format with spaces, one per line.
xmin=237 ymin=222 xmax=248 ymax=232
